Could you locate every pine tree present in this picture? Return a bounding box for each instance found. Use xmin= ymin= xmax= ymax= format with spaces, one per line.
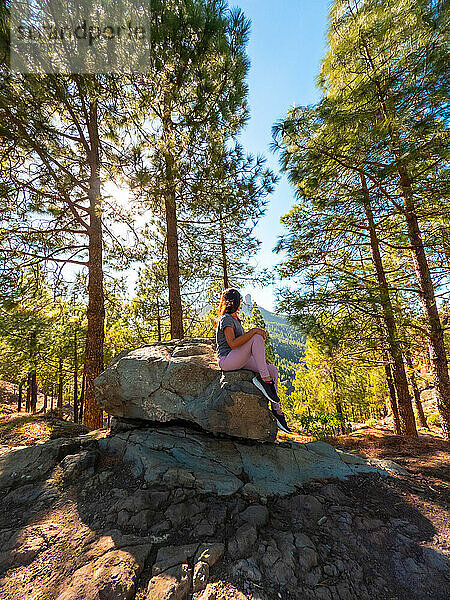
xmin=129 ymin=1 xmax=252 ymax=339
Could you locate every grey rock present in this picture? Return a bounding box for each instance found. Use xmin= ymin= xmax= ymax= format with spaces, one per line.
xmin=192 ymin=560 xmax=209 ymax=592
xmin=324 ymin=563 xmax=338 ymax=577
xmin=422 ymin=546 xmax=450 ymax=573
xmin=232 ymin=558 xmax=262 ymax=582
xmin=291 ymin=494 xmax=324 ymax=519
xmin=305 ymin=441 xmax=340 ymax=459
xmin=260 ymin=543 xmax=281 ymax=568
xmin=239 ymin=504 xmax=269 ymax=529
xmin=3 ymin=483 xmax=45 ymax=505
xmin=297 ymin=546 xmax=319 ymax=571
xmin=194 ymin=543 xmax=225 ymax=567
xmin=129 ymin=509 xmax=154 ymax=530
xmin=151 ymin=520 xmax=171 ymax=535
xmin=190 ymin=515 xmax=216 ymax=537
xmin=165 ymin=500 xmax=206 ymax=527
xmin=147 ymin=563 xmax=191 ymax=600
xmin=336 ymin=449 xmax=368 ymax=464
xmin=152 ymin=544 xmax=199 ymax=575
xmin=228 ymin=523 xmax=258 ymax=559
xmin=115 ymin=490 xmax=153 ymax=514
xmin=56 ymin=542 xmax=151 ymax=600
xmin=320 ymin=483 xmax=350 ymax=503
xmin=148 ymin=490 xmax=171 ymax=509
xmin=95 ymin=338 xmax=278 ymax=441
xmin=304 ymin=566 xmax=322 ymax=586
xmin=294 ymin=532 xmax=316 ymax=550
xmin=98 ymin=427 xmax=391 ymax=498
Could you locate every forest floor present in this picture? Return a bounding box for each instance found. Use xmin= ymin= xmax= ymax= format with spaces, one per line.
xmin=279 ymin=424 xmax=450 ymax=560
xmin=0 ymin=402 xmax=449 ymax=599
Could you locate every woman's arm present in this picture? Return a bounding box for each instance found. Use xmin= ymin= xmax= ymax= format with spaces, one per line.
xmin=224 ymin=326 xmax=266 ymax=349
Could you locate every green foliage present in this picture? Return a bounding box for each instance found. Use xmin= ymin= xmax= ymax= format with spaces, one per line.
xmin=427 ymin=413 xmax=442 ymax=428
xmin=288 ymin=328 xmax=387 ymax=425
xmin=299 ymin=412 xmax=347 ymax=440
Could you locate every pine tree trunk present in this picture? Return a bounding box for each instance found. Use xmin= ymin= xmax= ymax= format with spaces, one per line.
xmin=26 ymin=373 xmax=31 ymax=412
xmin=383 ymin=358 xmax=401 ymax=435
xmin=18 ymin=381 xmax=23 ymax=412
xmin=164 ymin=186 xmax=184 ymax=339
xmin=405 ymin=352 xmax=429 ymax=429
xmin=29 ymin=331 xmax=37 ymax=413
xmin=83 ymin=100 xmax=105 ymax=430
xmin=79 ymin=371 xmax=85 ymax=423
xmin=30 ymin=369 xmax=37 ymax=414
xmin=361 ymin=177 xmax=417 ymax=436
xmin=43 ymin=393 xmax=47 ymax=413
xmin=73 ymin=329 xmax=78 ymax=423
xmin=57 ymin=358 xmax=63 ymax=411
xmin=219 ymin=213 xmax=229 ymax=289
xmin=162 ymin=100 xmax=184 ymax=341
xmin=401 ymin=190 xmax=450 ymax=438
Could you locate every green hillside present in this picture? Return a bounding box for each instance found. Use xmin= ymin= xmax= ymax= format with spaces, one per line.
xmin=241 ymin=295 xmax=305 ymax=386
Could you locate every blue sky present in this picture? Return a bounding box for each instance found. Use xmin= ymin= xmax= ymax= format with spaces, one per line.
xmin=236 ymin=0 xmax=330 ymax=311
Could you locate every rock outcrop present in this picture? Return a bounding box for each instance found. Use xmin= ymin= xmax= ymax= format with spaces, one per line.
xmin=95 ymin=338 xmax=278 ymax=441
xmin=1 ymin=426 xmax=448 ymax=600
xmin=98 ymin=426 xmax=401 ymax=497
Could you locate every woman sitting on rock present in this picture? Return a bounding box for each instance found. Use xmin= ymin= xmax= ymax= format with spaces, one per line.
xmin=216 ymin=288 xmax=292 ymax=434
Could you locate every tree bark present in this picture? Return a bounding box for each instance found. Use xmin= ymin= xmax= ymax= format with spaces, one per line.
xmin=29 ymin=331 xmax=37 ymax=413
xmin=73 ymin=328 xmax=78 ymax=423
xmin=26 ymin=373 xmax=31 ymax=412
xmin=219 ymin=212 xmax=229 ymax=289
xmin=361 ymin=175 xmax=417 ymax=436
xmin=402 ymin=191 xmax=450 ymax=438
xmin=383 ymin=358 xmax=401 ymax=435
xmin=405 ymin=352 xmax=429 ymax=429
xmin=83 ymin=99 xmax=105 ymax=430
xmin=18 ymin=381 xmax=23 ymax=412
xmin=79 ymin=371 xmax=85 ymax=423
xmin=165 ymin=191 xmax=184 ymax=339
xmin=57 ymin=357 xmax=63 ymax=411
xmin=162 ymin=100 xmax=184 ymax=340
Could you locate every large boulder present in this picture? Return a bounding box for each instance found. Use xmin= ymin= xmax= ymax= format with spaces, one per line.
xmin=95 ymin=338 xmax=278 ymax=441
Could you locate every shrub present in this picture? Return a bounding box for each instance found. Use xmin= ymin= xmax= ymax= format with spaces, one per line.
xmin=427 ymin=413 xmax=442 ymax=427
xmin=299 ymin=412 xmax=347 ymax=440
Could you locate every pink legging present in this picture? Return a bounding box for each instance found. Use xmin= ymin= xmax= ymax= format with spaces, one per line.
xmin=218 ymin=334 xmax=279 ymax=391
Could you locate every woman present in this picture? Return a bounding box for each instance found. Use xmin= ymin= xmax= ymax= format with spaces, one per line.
xmin=216 ymin=288 xmax=292 ymax=434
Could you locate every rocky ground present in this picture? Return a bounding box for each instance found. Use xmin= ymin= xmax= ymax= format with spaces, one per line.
xmin=0 ymin=412 xmax=448 ymax=600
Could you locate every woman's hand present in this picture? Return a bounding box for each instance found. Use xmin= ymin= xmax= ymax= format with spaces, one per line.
xmin=251 ymin=327 xmax=267 ymax=340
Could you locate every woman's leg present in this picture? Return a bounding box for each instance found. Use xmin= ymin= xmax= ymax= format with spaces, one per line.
xmin=243 ymin=357 xmax=282 ymax=412
xmin=219 ymin=334 xmax=270 ymax=380
xmin=267 ymin=362 xmax=279 ymax=391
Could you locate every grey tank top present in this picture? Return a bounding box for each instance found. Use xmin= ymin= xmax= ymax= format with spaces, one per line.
xmin=216 ymin=313 xmax=245 ymax=357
